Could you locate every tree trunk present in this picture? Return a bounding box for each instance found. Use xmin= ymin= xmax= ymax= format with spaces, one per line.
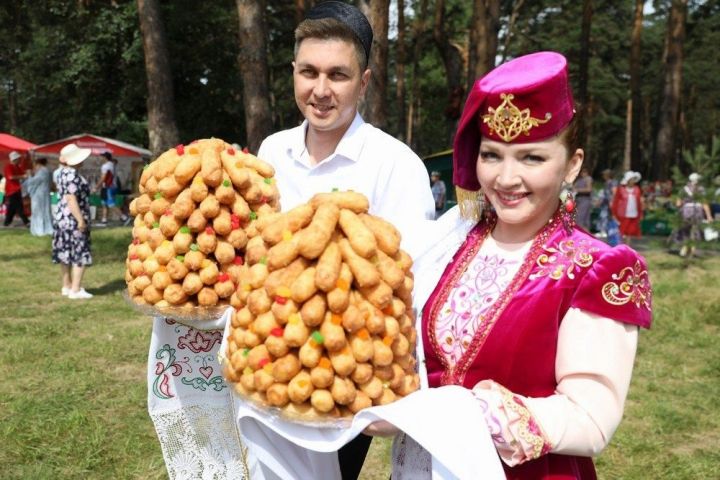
xmin=395 ymin=0 xmax=407 ymax=142
xmin=577 ymin=0 xmax=592 ymax=160
xmin=500 ymin=0 xmax=525 ymax=64
xmin=467 ymin=0 xmax=500 ymax=93
xmin=236 ymin=0 xmax=273 ymax=154
xmin=137 ymin=0 xmax=179 ymax=156
xmin=623 ymin=98 xmax=632 ymax=172
xmin=629 ymin=0 xmax=644 ymax=174
xmin=433 ymin=0 xmax=465 ymax=144
xmin=654 ymin=0 xmax=687 ymax=180
xmin=358 ymin=0 xmax=389 ymax=129
xmin=407 ymin=0 xmax=428 ymax=151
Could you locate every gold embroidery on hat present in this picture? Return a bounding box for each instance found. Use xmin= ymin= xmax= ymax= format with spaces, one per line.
xmin=482 ymin=93 xmax=552 ymax=142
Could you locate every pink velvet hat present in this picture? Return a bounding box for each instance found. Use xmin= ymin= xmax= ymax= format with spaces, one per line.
xmin=453 ymin=51 xmax=575 ymax=192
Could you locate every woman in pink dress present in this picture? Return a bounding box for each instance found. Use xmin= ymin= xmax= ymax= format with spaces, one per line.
xmin=365 ymin=52 xmax=653 ymax=479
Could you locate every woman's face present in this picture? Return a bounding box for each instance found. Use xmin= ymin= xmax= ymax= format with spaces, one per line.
xmin=476 ymin=135 xmax=583 ymax=240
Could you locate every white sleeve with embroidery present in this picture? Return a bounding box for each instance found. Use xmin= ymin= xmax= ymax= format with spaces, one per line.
xmin=472 ymin=307 xmax=639 ymax=465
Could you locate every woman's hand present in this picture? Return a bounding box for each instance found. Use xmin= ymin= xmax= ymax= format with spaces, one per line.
xmin=77 ymin=218 xmax=87 ymax=231
xmin=362 ymin=420 xmax=400 ymax=437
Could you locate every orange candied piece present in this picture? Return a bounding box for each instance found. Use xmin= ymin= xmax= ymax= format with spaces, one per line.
xmin=331 ymin=314 xmax=343 ymax=325
xmin=318 ymin=357 xmax=332 ymax=369
xmin=382 ymin=335 xmax=393 ymax=346
xmin=356 ymin=328 xmax=370 ymax=340
xmin=335 ymin=279 xmax=350 ymax=292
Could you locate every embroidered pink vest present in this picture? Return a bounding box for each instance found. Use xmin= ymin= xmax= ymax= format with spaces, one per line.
xmin=422 ymin=215 xmax=652 ymax=480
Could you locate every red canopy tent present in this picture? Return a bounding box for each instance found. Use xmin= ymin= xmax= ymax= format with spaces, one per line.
xmin=31 ymin=133 xmax=151 ymax=159
xmin=0 ymin=133 xmax=38 ymax=171
xmin=31 ymin=133 xmax=151 ymax=192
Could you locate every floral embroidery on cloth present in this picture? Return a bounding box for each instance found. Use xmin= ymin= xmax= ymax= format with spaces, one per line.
xmin=602 ymin=260 xmax=652 ymax=310
xmin=151 ymin=319 xmax=227 ymax=400
xmin=529 ymin=238 xmax=598 ymax=281
xmin=472 ymin=380 xmax=552 ymax=466
xmin=435 ymin=239 xmax=527 ymax=364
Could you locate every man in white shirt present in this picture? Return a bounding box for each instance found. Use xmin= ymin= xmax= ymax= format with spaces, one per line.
xmin=257 ymin=4 xmax=434 ymax=237
xmin=255 ymin=3 xmax=434 ymax=479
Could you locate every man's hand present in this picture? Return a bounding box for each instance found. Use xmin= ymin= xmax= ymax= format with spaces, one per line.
xmin=362 ymin=420 xmax=400 ymax=437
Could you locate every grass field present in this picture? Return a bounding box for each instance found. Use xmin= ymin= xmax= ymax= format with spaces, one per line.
xmin=1 ymin=227 xmax=718 ymax=479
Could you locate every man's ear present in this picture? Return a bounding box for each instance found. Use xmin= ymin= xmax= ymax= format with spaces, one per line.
xmin=565 ymin=148 xmax=584 ymax=184
xmin=291 ymin=61 xmax=296 ymax=72
xmin=360 ymin=69 xmax=371 ymax=95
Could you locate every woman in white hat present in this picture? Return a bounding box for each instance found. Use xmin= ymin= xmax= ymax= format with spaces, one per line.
xmin=611 ymin=170 xmax=643 ymax=245
xmin=52 ymin=143 xmax=94 ymax=299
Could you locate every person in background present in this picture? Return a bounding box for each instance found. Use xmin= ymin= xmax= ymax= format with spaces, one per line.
xmin=573 ymin=166 xmax=593 ymax=230
xmin=23 ymin=157 xmax=53 ymax=236
xmin=611 ymin=170 xmax=643 ymax=245
xmin=3 ymin=151 xmax=30 ymax=227
xmin=430 ymin=170 xmax=447 ymax=218
xmin=596 ymin=169 xmax=617 ymax=237
xmin=672 ymin=172 xmax=712 ymax=257
xmin=363 ymin=50 xmax=653 ymax=479
xmin=0 ymin=173 xmax=5 ymax=213
xmin=52 ymin=144 xmax=93 ymax=299
xmin=711 ymin=175 xmax=720 ymax=220
xmin=96 ymin=152 xmax=128 ymax=225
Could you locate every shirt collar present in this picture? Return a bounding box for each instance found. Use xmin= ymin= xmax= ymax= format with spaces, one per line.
xmin=288 ymin=113 xmax=367 ymax=168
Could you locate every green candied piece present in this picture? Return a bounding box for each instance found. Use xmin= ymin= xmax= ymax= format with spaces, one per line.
xmin=175 ymin=255 xmax=185 ymax=262
xmin=331 ymin=187 xmax=339 ymax=192
xmin=179 ymin=226 xmax=190 ymax=234
xmin=152 ymin=222 xmax=160 ymax=229
xmin=243 ymin=348 xmax=250 ymax=356
xmin=223 ymin=179 xmax=231 ymax=187
xmin=311 ymin=331 xmax=324 ymax=344
xmin=259 ymin=256 xmax=267 ymax=265
xmin=249 ymin=211 xmax=257 ymax=220
xmin=190 ymin=243 xmax=199 ymax=252
xmin=263 ymin=178 xmax=273 ymax=185
xmin=154 ymin=192 xmax=164 ymax=199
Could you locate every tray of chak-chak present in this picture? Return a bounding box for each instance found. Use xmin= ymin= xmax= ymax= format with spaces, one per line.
xmin=219 ymin=190 xmax=420 ymax=426
xmin=123 ymin=138 xmax=280 ymax=329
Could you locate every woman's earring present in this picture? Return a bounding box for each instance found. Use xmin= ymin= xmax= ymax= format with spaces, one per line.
xmin=559 ymin=183 xmax=575 ymax=233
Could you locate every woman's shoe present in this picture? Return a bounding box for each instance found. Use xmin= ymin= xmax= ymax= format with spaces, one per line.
xmin=68 ymin=288 xmax=93 ymax=299
xmin=61 ymin=287 xmax=70 ymax=296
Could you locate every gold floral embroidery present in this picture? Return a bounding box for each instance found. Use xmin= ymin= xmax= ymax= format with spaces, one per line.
xmin=482 ymin=93 xmax=552 ymax=142
xmin=498 ymin=384 xmax=552 ymax=460
xmin=529 ymin=239 xmax=598 ymax=281
xmin=602 ymin=260 xmax=652 ymax=310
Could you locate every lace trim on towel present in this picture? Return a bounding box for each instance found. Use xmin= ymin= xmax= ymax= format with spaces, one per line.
xmin=151 ymin=404 xmax=249 ymax=480
xmin=392 ymin=433 xmax=432 ymax=480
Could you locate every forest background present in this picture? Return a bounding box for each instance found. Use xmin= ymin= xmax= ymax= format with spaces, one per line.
xmin=1 ymin=0 xmax=718 ymax=184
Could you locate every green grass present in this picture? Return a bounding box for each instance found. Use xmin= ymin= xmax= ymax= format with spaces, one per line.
xmin=1 ymin=228 xmax=718 ymax=479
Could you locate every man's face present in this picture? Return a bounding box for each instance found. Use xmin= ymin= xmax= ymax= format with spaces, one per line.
xmin=293 ymin=38 xmax=370 ymax=137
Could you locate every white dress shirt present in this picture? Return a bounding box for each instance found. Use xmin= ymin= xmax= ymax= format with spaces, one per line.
xmin=257 ymin=113 xmax=435 ymax=241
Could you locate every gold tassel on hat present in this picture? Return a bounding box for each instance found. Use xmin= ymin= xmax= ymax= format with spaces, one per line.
xmin=456 ymin=186 xmax=484 ymax=222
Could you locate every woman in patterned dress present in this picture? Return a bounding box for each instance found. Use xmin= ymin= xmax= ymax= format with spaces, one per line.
xmin=364 ymin=52 xmax=653 ymax=479
xmin=52 ymin=143 xmax=93 ymax=299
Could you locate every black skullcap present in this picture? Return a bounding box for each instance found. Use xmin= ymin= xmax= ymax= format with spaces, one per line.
xmin=305 ymin=1 xmax=373 ymax=63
